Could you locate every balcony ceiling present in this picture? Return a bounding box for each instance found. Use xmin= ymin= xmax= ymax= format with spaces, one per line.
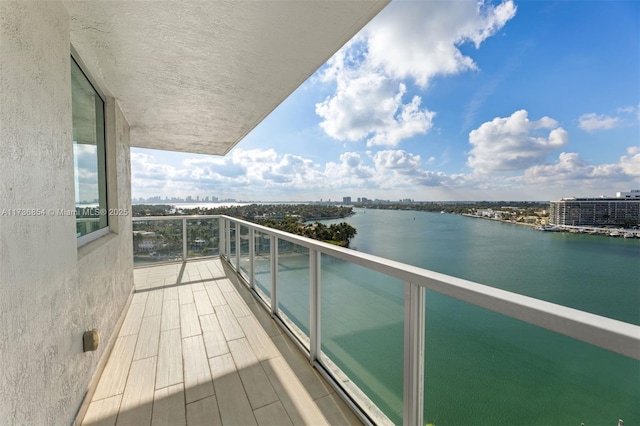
xmin=64 ymin=1 xmax=389 ymax=155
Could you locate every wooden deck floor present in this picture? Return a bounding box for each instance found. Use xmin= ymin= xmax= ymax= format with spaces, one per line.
xmin=81 ymin=259 xmax=361 ymax=426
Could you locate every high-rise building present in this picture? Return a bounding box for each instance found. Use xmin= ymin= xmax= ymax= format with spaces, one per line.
xmin=549 ymin=190 xmax=640 ymax=227
xmin=343 ymin=196 xmax=352 ymax=204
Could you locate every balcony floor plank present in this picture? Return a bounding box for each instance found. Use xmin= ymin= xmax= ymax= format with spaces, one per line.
xmin=180 ymin=303 xmax=202 ymax=338
xmin=92 ymin=335 xmax=137 ymax=401
xmin=253 ymin=401 xmax=294 ymax=426
xmin=144 ymin=291 xmax=163 ymax=318
xmin=182 ymin=335 xmax=215 ymax=404
xmin=177 ymin=285 xmax=194 ymax=305
xmin=82 ymin=394 xmax=121 ymax=426
xmin=160 ymin=298 xmax=180 ymax=332
xmin=156 ymin=329 xmax=183 ymax=389
xmin=200 ymin=314 xmax=229 ymax=358
xmin=227 ymin=338 xmax=279 ymax=409
xmin=209 ymin=353 xmax=257 ymax=426
xmin=119 ymin=302 xmax=145 ymax=337
xmin=193 ymin=290 xmax=215 ymax=316
xmin=237 ymin=316 xmax=280 ymax=361
xmin=152 ymin=383 xmax=186 ymax=426
xmin=133 ymin=315 xmax=161 ymax=361
xmin=186 ymin=396 xmax=222 ymax=426
xmin=214 ymin=304 xmax=245 ymax=341
xmin=115 ymin=356 xmax=156 ymax=426
xmin=203 ymin=283 xmax=226 ymax=307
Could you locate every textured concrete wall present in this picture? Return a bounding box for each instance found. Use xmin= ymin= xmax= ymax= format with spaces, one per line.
xmin=0 ymin=2 xmax=133 ymax=424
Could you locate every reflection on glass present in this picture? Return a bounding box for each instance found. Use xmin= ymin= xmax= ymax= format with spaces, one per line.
xmin=187 ymin=218 xmax=219 ymax=258
xmin=133 ymin=219 xmax=183 ymax=265
xmin=239 ymin=225 xmax=250 ymax=281
xmin=277 ymin=240 xmax=310 ymax=343
xmin=423 ymin=291 xmax=640 ymax=425
xmin=319 ymin=254 xmax=404 ymax=424
xmin=254 ymin=232 xmax=272 ymax=304
xmin=71 ymin=57 xmax=107 ymax=238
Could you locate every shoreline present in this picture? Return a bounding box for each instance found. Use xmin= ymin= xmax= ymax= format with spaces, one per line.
xmin=461 ymin=213 xmax=537 ymax=228
xmin=461 ymin=213 xmax=639 ymax=238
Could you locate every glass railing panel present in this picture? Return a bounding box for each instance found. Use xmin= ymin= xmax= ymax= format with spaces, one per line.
xmin=253 ymin=231 xmax=272 ymax=305
xmin=319 ymin=254 xmax=404 ymax=424
xmin=276 ymin=239 xmax=310 ymax=346
xmin=186 ymin=218 xmax=219 ymax=259
xmin=238 ymin=225 xmax=251 ymax=282
xmin=133 ymin=219 xmax=184 ymax=265
xmin=423 ymin=290 xmax=640 ymax=426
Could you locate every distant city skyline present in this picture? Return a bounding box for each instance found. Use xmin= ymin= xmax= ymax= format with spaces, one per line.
xmin=132 ymin=188 xmax=638 ymax=205
xmin=131 ymin=1 xmax=639 ymax=202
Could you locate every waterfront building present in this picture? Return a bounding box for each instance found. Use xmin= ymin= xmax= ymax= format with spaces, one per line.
xmin=549 ymin=191 xmax=640 ymax=227
xmin=617 ymin=190 xmax=640 ymax=199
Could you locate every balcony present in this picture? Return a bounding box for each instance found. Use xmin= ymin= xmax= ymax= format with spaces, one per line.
xmin=82 ymin=257 xmax=359 ymax=425
xmin=82 ymin=215 xmax=639 ymax=425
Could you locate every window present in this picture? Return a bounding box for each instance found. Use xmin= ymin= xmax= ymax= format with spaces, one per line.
xmin=71 ymin=57 xmax=108 ymax=244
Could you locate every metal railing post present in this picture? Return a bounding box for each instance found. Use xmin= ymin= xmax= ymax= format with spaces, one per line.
xmin=182 ymin=218 xmax=187 ymax=261
xmin=235 ymin=222 xmax=240 ymax=271
xmin=218 ymin=217 xmax=225 ymax=258
xmin=309 ymin=249 xmax=321 ymax=363
xmin=270 ymin=235 xmax=278 ymax=316
xmin=249 ymin=227 xmax=255 ymax=289
xmin=228 ymin=220 xmax=231 ymax=259
xmin=403 ymin=281 xmax=425 ymax=426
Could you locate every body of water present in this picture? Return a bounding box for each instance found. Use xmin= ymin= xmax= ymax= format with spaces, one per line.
xmin=261 ymin=208 xmax=639 ymax=425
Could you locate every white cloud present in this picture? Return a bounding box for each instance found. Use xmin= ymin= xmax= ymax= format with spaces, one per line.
xmin=365 ymin=0 xmax=517 ymax=87
xmin=372 ymin=150 xmax=459 ymax=187
xmin=619 ymin=146 xmax=640 ymax=177
xmin=315 ymin=0 xmax=516 ymax=147
xmin=467 ymin=109 xmax=568 ymax=174
xmin=323 ymin=152 xmax=375 ymax=182
xmin=617 ymin=106 xmax=635 ymax=114
xmin=366 ymin=94 xmax=436 ymax=147
xmin=131 ymin=144 xmax=639 ymax=202
xmin=131 ymin=147 xmax=466 ymax=200
xmin=131 ymin=152 xmax=187 ymax=181
xmin=373 ymin=149 xmax=422 ymax=171
xmin=315 ymin=72 xmax=435 ymax=147
xmin=578 ymin=106 xmax=639 ymax=132
xmin=578 ymin=113 xmax=621 ymax=132
xmin=520 ymin=148 xmax=640 ymax=185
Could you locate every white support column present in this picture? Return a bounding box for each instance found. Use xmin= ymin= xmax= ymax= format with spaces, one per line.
xmin=235 ymin=223 xmax=240 ymax=271
xmin=403 ymin=282 xmax=425 ymax=426
xmin=309 ymin=249 xmax=322 ymax=362
xmin=218 ymin=217 xmax=225 ymax=258
xmin=225 ymin=219 xmax=231 ymax=261
xmin=249 ymin=228 xmax=255 ymax=289
xmin=270 ymin=236 xmax=278 ymax=316
xmin=182 ymin=218 xmax=187 ymax=261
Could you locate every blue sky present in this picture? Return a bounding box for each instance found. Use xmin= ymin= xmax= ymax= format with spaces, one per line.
xmin=132 ymin=0 xmax=639 ymax=202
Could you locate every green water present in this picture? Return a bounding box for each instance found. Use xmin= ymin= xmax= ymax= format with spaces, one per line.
xmin=256 ymin=209 xmax=640 ymax=425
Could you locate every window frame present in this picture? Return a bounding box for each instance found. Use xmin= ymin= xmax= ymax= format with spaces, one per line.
xmin=71 ymin=52 xmax=110 ymax=247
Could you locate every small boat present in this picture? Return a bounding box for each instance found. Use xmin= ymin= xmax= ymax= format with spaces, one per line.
xmin=538 ymin=225 xmax=563 ymax=232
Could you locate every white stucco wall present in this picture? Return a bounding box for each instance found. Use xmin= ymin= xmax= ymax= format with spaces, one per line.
xmin=0 ymin=2 xmax=133 ymax=424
